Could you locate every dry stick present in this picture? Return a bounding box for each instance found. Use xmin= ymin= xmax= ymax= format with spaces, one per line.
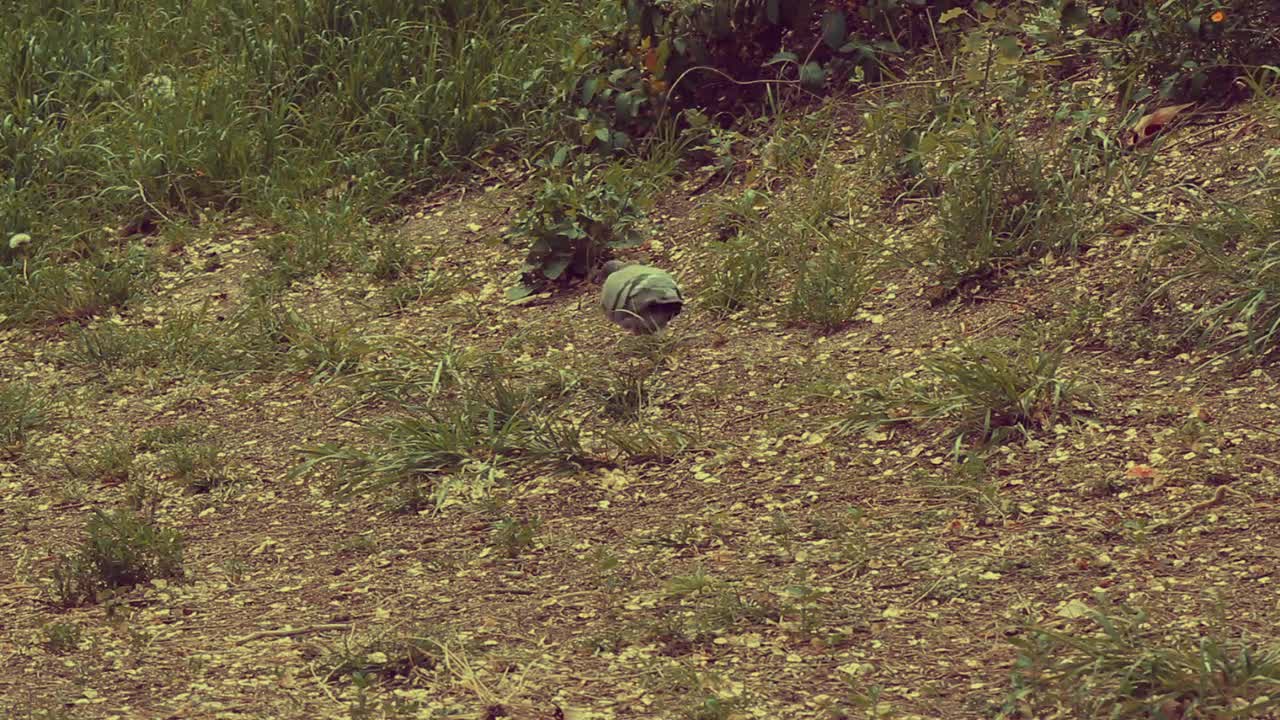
xmin=1150 ymin=485 xmax=1229 ymax=534
xmin=234 ymin=623 xmax=353 ymax=645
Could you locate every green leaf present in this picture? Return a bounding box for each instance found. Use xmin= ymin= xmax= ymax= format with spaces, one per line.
xmin=1101 ymin=7 xmax=1120 ymax=23
xmin=581 ymin=75 xmax=600 ymax=106
xmin=506 ymin=283 xmax=535 ymax=301
xmin=544 ymin=256 xmax=571 ymax=280
xmin=820 ymin=11 xmax=847 ymax=51
xmin=594 ymin=127 xmax=612 ymax=143
xmin=993 ymin=36 xmax=1022 ymax=62
xmin=939 ymin=8 xmax=967 ymax=24
xmin=765 ymin=50 xmax=799 ymax=66
xmin=799 ymin=61 xmax=826 ymax=91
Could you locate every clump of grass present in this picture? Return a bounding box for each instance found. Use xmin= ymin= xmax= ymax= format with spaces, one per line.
xmin=322 ymin=627 xmax=450 ymax=686
xmin=1158 ymin=184 xmax=1280 ymax=359
xmin=296 ymin=359 xmax=598 ymax=507
xmin=834 ymin=335 xmax=1086 ymax=446
xmin=928 ymin=121 xmax=1090 ymax=300
xmin=2 ymin=246 xmax=156 ymax=325
xmin=66 ymin=311 xmax=248 ymax=373
xmin=782 ymin=224 xmax=877 ymax=330
xmin=157 ymin=442 xmax=233 ymax=493
xmin=1004 ymin=602 xmax=1280 ymax=718
xmin=50 ymin=509 xmax=185 ymax=607
xmin=64 ymin=439 xmax=134 ymax=485
xmin=0 ymin=380 xmax=51 ymax=450
xmin=704 ymin=157 xmax=875 ymax=322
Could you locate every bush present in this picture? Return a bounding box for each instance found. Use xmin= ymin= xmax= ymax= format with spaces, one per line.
xmin=1095 ymin=0 xmax=1280 ymax=105
xmin=507 ymin=160 xmax=649 ymax=298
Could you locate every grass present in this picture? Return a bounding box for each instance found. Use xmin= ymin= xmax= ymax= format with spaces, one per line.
xmin=833 ymin=334 xmax=1086 ymax=447
xmin=8 ymin=5 xmax=1280 ymax=718
xmin=296 ymin=358 xmax=599 ymax=507
xmin=0 ymin=380 xmax=51 ymax=450
xmin=928 ymin=121 xmax=1092 ymax=299
xmin=1158 ymin=181 xmax=1280 ymax=359
xmin=1005 ymin=603 xmax=1280 ymax=718
xmin=1 ymin=0 xmax=611 ymax=326
xmin=50 ymin=509 xmax=185 ymax=607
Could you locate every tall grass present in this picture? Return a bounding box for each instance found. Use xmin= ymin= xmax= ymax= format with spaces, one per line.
xmin=1 ymin=0 xmax=611 ymax=321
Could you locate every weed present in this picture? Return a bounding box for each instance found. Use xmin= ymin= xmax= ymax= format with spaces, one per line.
xmin=605 ymin=424 xmax=694 ymax=464
xmin=783 ymin=224 xmax=877 ymax=330
xmin=1160 ymin=184 xmax=1280 ymax=358
xmin=833 ymin=335 xmax=1086 ymax=447
xmin=297 ymin=359 xmax=598 ymax=505
xmin=50 ymin=509 xmax=184 ymax=607
xmin=42 ymin=622 xmax=83 ymax=654
xmin=0 ymin=381 xmax=51 ymax=449
xmin=1004 ymin=602 xmax=1280 ymax=718
xmin=158 ymin=442 xmax=233 ymax=494
xmin=323 ymin=627 xmax=447 ymax=686
xmin=491 ymin=516 xmax=542 ymax=558
xmin=64 ymin=439 xmax=134 ymax=485
xmin=507 ymin=159 xmax=650 ymax=297
xmin=929 ymin=122 xmax=1089 ymax=299
xmin=360 ymin=231 xmax=413 ymax=282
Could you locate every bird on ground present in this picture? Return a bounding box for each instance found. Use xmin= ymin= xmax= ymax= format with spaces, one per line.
xmin=599 ymin=260 xmax=684 ymax=334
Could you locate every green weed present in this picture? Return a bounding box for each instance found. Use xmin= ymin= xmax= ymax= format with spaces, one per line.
xmin=0 ymin=381 xmax=51 ymax=449
xmin=1004 ymin=602 xmax=1280 ymax=718
xmin=1159 ymin=184 xmax=1280 ymax=359
xmin=50 ymin=509 xmax=185 ymax=607
xmin=491 ymin=516 xmax=542 ymax=558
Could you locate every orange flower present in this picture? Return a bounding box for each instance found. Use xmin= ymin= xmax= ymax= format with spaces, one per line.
xmin=1210 ymin=10 xmax=1225 ymax=22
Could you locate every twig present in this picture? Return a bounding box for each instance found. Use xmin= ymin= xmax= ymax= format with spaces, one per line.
xmin=234 ymin=623 xmax=352 ymax=645
xmin=1150 ymin=485 xmax=1229 ymax=534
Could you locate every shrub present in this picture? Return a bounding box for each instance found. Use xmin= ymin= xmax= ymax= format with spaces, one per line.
xmin=1094 ymin=0 xmax=1280 ymax=106
xmin=507 ymin=161 xmax=649 ymax=298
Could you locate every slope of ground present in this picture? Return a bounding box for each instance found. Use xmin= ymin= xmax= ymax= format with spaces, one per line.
xmin=3 ymin=95 xmax=1280 ymax=720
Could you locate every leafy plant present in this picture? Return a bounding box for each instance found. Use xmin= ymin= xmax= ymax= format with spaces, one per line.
xmin=507 ymin=161 xmax=649 ymax=297
xmin=491 ymin=516 xmax=542 ymax=558
xmin=1094 ymin=0 xmax=1280 ymax=106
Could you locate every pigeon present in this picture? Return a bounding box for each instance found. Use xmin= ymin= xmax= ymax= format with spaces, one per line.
xmin=599 ymin=260 xmax=684 ymax=334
